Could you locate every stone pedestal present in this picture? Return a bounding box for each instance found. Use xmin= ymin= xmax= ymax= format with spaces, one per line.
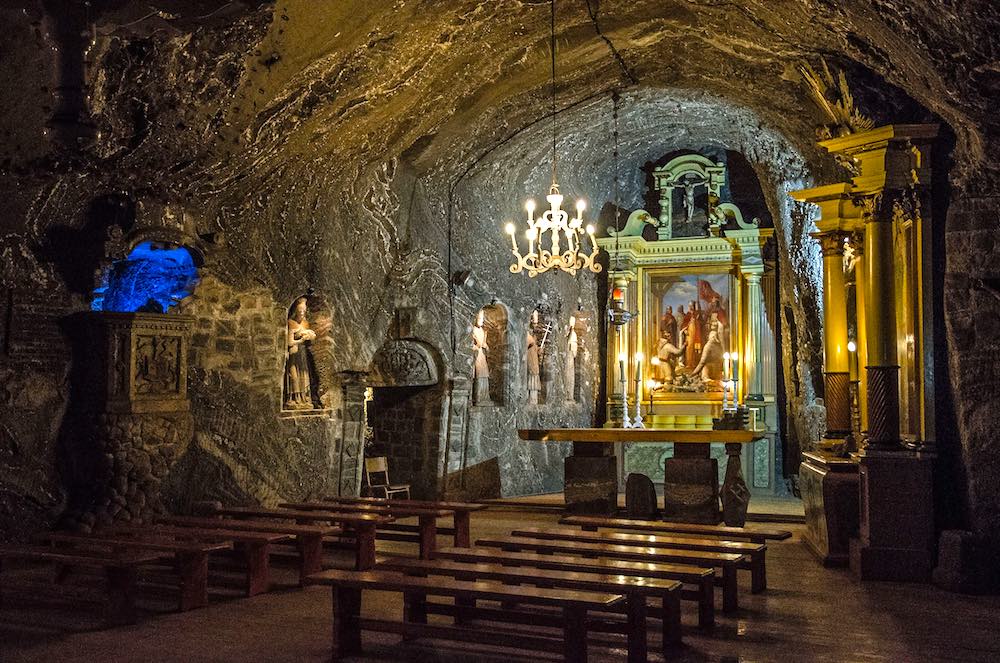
xmin=850 ymin=451 xmax=935 ymax=581
xmin=565 ymin=442 xmax=617 ymax=514
xmin=663 ymin=457 xmax=720 ymax=524
xmin=800 ymin=450 xmax=859 ymax=567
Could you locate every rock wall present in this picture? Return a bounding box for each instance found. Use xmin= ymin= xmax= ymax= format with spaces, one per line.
xmin=0 ymin=0 xmax=997 ymax=554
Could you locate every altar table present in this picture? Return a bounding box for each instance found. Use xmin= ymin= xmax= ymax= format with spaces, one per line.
xmin=518 ymin=428 xmax=763 ymax=521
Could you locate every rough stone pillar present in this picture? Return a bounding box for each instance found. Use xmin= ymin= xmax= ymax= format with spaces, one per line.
xmin=743 ymin=271 xmax=765 ymax=399
xmin=860 ymin=197 xmax=900 ymax=451
xmin=818 ymin=232 xmax=851 ymax=442
xmin=338 ymin=373 xmax=368 ymax=496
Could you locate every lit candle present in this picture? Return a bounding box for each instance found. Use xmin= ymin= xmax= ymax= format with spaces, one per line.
xmin=848 ymin=340 xmax=858 ymax=381
xmin=505 ymin=222 xmax=517 ymax=252
xmin=723 ymin=352 xmax=731 ymax=381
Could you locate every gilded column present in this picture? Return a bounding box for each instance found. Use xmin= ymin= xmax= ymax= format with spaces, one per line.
xmin=743 ymin=271 xmax=765 ymax=399
xmin=818 ymin=232 xmax=852 ymax=442
xmin=860 ymin=195 xmax=900 ymax=450
xmin=850 ymin=232 xmax=868 ymax=433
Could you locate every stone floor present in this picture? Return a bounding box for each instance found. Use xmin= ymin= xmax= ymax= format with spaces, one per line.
xmin=3 ymin=507 xmax=999 ymax=662
xmin=486 ymin=493 xmax=806 ymax=520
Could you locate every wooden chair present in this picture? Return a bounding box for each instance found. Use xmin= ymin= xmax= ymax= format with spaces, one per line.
xmin=364 ymin=456 xmax=410 ymax=500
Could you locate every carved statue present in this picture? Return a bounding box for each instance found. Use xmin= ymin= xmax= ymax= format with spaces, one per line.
xmin=526 ymin=325 xmax=542 ymax=405
xmin=681 ymin=176 xmax=698 ymax=224
xmin=285 ymin=297 xmax=317 ymax=409
xmin=472 ymin=310 xmax=490 ymax=405
xmin=564 ymin=315 xmax=578 ymax=402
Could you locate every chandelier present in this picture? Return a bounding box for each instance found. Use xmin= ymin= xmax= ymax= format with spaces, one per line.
xmin=504 ymin=0 xmax=602 ymax=278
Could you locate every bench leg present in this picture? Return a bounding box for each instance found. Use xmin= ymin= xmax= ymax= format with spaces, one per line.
xmin=245 ymin=542 xmax=271 ymax=596
xmin=354 ymin=524 xmax=376 ymax=571
xmin=722 ymin=563 xmax=739 ymax=613
xmin=105 ymin=566 xmax=138 ymax=626
xmin=750 ymin=551 xmax=766 ymax=593
xmin=662 ymin=591 xmax=682 ymax=646
xmin=418 ymin=515 xmax=437 ymax=560
xmin=331 ymin=586 xmax=362 ymax=659
xmin=453 ymin=513 xmax=471 ymax=548
xmin=176 ymin=551 xmax=209 ymax=611
xmin=698 ymin=576 xmax=715 ymax=629
xmin=402 ymin=589 xmax=427 ymax=640
xmin=562 ymin=606 xmax=587 ymax=663
xmin=298 ymin=534 xmax=324 ymax=585
xmin=626 ymin=594 xmax=648 ymax=663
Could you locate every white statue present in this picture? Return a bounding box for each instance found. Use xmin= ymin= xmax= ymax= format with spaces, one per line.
xmin=682 ymin=177 xmax=698 ymax=224
xmin=472 ymin=310 xmax=490 ymax=405
xmin=564 ymin=315 xmax=578 ymax=402
xmin=526 ymin=326 xmax=541 ymax=405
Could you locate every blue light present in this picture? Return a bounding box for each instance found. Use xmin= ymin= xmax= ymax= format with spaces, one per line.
xmin=92 ymin=241 xmax=199 ymax=313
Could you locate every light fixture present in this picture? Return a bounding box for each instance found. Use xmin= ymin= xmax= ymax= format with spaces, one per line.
xmin=504 ymin=0 xmax=602 ymax=278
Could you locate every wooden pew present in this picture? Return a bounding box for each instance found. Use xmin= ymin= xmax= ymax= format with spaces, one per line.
xmin=379 ymin=556 xmax=683 ymax=655
xmin=322 ymin=496 xmax=486 ymax=547
xmin=560 ymin=515 xmax=792 ymax=544
xmin=0 ymin=544 xmax=163 ymax=625
xmin=307 ymin=568 xmax=624 ymax=663
xmin=205 ymin=507 xmax=392 ymax=571
xmin=107 ymin=524 xmax=293 ymax=596
xmin=513 ymin=526 xmax=769 ymax=593
xmin=156 ymin=516 xmax=338 ymax=583
xmin=435 ymin=545 xmax=717 ymax=628
xmin=279 ymin=501 xmax=448 ymax=559
xmin=477 ymin=535 xmax=743 ymax=613
xmin=39 ymin=532 xmax=231 ymax=611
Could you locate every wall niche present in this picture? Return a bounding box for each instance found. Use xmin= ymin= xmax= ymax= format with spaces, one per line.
xmin=282 ymin=293 xmax=335 ymax=413
xmin=472 ymin=303 xmax=509 ymax=407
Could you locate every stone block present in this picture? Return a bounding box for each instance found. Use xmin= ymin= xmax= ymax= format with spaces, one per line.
xmin=662 ymin=458 xmax=720 ymax=524
xmin=564 ymin=455 xmax=616 ymax=515
xmin=932 ymin=530 xmax=1000 ymax=594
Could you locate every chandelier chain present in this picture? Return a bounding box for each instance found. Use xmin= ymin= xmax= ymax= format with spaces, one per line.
xmin=550 ymin=0 xmax=558 ymax=187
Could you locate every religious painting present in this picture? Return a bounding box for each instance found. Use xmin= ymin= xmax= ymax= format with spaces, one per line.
xmin=644 ymin=269 xmax=735 ymax=398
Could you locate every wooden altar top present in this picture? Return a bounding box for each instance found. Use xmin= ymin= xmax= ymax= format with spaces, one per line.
xmin=518 ymin=428 xmax=763 ymax=444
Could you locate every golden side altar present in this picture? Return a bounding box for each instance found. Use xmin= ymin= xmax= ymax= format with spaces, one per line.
xmin=519 ymin=427 xmax=764 ymax=521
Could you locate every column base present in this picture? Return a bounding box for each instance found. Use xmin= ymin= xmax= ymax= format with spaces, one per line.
xmin=800 ymin=451 xmax=859 ymax=567
xmin=851 ymin=450 xmax=935 ymax=582
xmin=850 ymin=537 xmax=934 ymax=582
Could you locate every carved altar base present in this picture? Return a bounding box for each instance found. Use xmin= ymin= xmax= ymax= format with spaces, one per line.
xmin=800 ymin=450 xmax=859 ymax=566
xmin=61 ymin=313 xmax=193 ymax=531
xmin=519 ymin=428 xmax=760 ymax=522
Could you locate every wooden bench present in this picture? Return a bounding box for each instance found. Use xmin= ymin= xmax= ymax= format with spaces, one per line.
xmin=0 ymin=544 xmax=163 ymax=625
xmin=107 ymin=524 xmax=293 ymax=596
xmin=435 ymin=545 xmax=717 ymax=628
xmin=156 ymin=516 xmax=338 ymax=583
xmin=280 ymin=501 xmax=449 ymax=559
xmin=477 ymin=535 xmax=743 ymax=613
xmin=513 ymin=526 xmax=769 ymax=593
xmin=322 ymin=496 xmax=486 ymax=547
xmin=39 ymin=532 xmax=231 ymax=611
xmin=307 ymin=568 xmax=624 ymax=662
xmin=560 ymin=515 xmax=792 ymax=544
xmin=209 ymin=506 xmax=392 ymax=570
xmin=379 ymin=556 xmax=683 ymax=657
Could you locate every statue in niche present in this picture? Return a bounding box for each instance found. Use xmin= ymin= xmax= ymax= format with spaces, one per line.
xmin=526 ymin=315 xmax=542 ymax=405
xmin=472 ymin=310 xmax=491 ymax=405
xmin=564 ymin=315 xmax=578 ymax=402
xmin=284 ymin=297 xmax=318 ymax=409
xmin=681 ymin=176 xmax=698 ymax=224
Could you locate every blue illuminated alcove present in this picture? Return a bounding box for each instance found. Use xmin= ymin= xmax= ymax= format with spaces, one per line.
xmin=92 ymin=241 xmax=199 ymax=313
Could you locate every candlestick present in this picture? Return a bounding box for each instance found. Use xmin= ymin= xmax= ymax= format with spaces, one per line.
xmin=633 ymin=398 xmax=644 ymax=428
xmin=847 ymin=340 xmax=858 ymax=381
xmin=633 ymin=351 xmax=643 ymax=397
xmin=723 ymin=351 xmax=731 ymax=381
xmin=621 ymin=392 xmax=632 ymax=428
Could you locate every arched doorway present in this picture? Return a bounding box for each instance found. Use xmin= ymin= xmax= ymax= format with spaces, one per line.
xmin=365 ymin=338 xmax=445 ymax=498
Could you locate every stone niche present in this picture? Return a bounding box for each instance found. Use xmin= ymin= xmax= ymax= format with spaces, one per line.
xmin=61 ymin=312 xmax=194 ymax=530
